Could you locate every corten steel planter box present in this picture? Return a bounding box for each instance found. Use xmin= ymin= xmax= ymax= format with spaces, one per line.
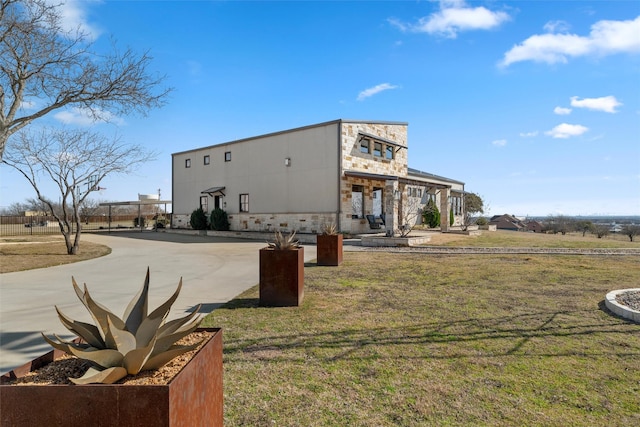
xmin=316 ymin=234 xmax=343 ymax=266
xmin=0 ymin=328 xmax=223 ymax=427
xmin=259 ymin=247 xmax=304 ymax=306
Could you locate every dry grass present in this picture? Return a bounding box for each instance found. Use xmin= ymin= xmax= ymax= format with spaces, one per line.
xmin=203 ymin=252 xmax=640 ymax=426
xmin=423 ymin=229 xmax=638 ymax=248
xmin=0 ymin=235 xmax=111 ymax=273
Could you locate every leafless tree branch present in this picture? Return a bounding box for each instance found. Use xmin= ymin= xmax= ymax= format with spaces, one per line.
xmin=3 ymin=127 xmax=156 ymax=254
xmin=0 ymin=0 xmax=170 ymax=160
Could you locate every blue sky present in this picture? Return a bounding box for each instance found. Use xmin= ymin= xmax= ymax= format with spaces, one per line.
xmin=2 ymin=0 xmax=639 ymax=216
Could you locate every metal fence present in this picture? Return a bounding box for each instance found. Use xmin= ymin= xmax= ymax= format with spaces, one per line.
xmin=0 ymin=215 xmax=171 ymax=236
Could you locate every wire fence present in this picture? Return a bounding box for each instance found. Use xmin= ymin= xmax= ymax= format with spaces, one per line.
xmin=0 ymin=214 xmax=171 ymax=237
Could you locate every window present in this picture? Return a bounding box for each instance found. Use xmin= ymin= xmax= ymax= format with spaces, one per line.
xmin=239 ymin=194 xmax=249 ymax=212
xmin=449 ymin=196 xmax=462 ymax=215
xmin=351 ymin=185 xmax=364 ymax=219
xmin=224 ymin=151 xmax=231 ymax=162
xmin=204 ymin=155 xmax=210 ymax=165
xmin=360 ymin=138 xmax=370 ymax=154
xmin=385 ymin=145 xmax=394 ymax=160
xmin=185 ymin=158 xmax=191 ymax=168
xmin=373 ymin=142 xmax=382 ymax=157
xmin=200 ymin=196 xmax=208 ymax=213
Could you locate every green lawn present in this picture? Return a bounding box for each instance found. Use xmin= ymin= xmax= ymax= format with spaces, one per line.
xmin=203 ymin=252 xmax=640 ymax=426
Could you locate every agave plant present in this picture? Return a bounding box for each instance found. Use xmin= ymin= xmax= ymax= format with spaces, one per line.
xmin=41 ymin=268 xmax=202 ymax=385
xmin=267 ymin=231 xmax=300 ymax=250
xmin=321 ymin=222 xmax=338 ymax=235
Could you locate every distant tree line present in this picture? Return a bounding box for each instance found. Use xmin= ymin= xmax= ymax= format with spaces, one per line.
xmin=542 ymin=215 xmax=640 ymax=242
xmin=1 ymin=198 xmax=165 ymax=218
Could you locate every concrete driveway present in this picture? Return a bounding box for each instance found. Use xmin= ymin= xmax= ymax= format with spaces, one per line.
xmin=0 ymin=231 xmax=317 ymax=373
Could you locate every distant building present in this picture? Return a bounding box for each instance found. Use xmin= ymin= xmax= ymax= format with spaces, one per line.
xmin=489 ymin=214 xmax=526 ymax=231
xmin=171 ymin=119 xmax=466 ymax=234
xmin=526 ymin=220 xmax=543 ymax=233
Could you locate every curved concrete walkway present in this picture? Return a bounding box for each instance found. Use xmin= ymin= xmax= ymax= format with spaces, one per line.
xmin=0 ymin=231 xmax=317 ymax=373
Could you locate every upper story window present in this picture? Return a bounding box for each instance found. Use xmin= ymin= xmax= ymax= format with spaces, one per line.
xmin=224 ymin=151 xmax=231 ymax=162
xmin=185 ymin=158 xmax=191 ymax=168
xmin=204 ymin=155 xmax=210 ymax=165
xmin=385 ymin=146 xmax=394 ymax=160
xmin=373 ymin=142 xmax=382 ymax=157
xmin=360 ymin=139 xmax=370 ymax=154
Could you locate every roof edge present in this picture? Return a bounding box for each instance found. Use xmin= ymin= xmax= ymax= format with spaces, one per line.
xmin=172 ymin=119 xmax=409 ymax=156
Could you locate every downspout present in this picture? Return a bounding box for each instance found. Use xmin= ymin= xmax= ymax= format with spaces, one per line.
xmin=337 ymin=120 xmax=342 ymax=232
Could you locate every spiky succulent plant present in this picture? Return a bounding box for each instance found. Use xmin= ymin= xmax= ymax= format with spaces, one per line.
xmin=321 ymin=222 xmax=338 ymax=235
xmin=267 ymin=231 xmax=301 ymax=250
xmin=42 ymin=268 xmax=202 ymax=385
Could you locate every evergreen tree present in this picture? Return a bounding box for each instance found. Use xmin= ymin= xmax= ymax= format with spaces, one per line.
xmin=190 ymin=208 xmax=208 ymax=230
xmin=422 ymin=198 xmax=440 ymax=228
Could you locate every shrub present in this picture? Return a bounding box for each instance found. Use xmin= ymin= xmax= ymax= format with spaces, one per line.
xmin=476 ymin=216 xmax=488 ymax=226
xmin=210 ymin=208 xmax=230 ymax=231
xmin=422 ymin=199 xmax=440 ymax=228
xmin=190 ymin=208 xmax=208 ymax=230
xmin=450 ymin=208 xmax=454 ymax=226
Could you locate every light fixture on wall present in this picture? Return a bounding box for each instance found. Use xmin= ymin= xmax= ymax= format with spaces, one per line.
xmin=394 ymin=189 xmax=401 ymax=200
xmin=285 ymin=157 xmax=291 ymax=167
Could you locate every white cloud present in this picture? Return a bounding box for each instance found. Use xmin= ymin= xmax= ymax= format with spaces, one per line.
xmin=570 ymin=95 xmax=622 ymax=113
xmin=54 ymin=107 xmax=124 ymax=126
xmin=357 ymin=83 xmax=399 ymax=101
xmin=389 ymin=0 xmax=509 ymax=39
xmin=500 ymin=15 xmax=640 ymax=67
xmin=45 ymin=0 xmax=102 ymax=40
xmin=543 ymin=20 xmax=571 ymax=34
xmin=20 ymin=100 xmax=36 ymax=110
xmin=519 ymin=131 xmax=538 ymax=137
xmin=554 ymin=106 xmax=572 ymax=115
xmin=491 ymin=139 xmax=507 ymax=147
xmin=545 ymin=123 xmax=589 ymax=139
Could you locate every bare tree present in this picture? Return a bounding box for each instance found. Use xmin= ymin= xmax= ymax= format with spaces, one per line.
xmin=460 ymin=192 xmax=484 ymax=231
xmin=545 ymin=215 xmax=573 ymax=235
xmin=397 ymin=191 xmax=423 ymax=237
xmin=592 ymin=224 xmax=610 ymax=239
xmin=0 ymin=0 xmax=170 ymax=160
xmin=3 ymin=127 xmax=155 ymax=254
xmin=1 ymin=201 xmax=28 ymax=215
xmin=78 ymin=198 xmax=105 ymax=224
xmin=622 ymin=225 xmax=640 ymax=242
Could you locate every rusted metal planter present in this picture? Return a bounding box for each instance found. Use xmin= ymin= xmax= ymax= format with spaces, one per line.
xmin=0 ymin=328 xmax=223 ymax=427
xmin=316 ymin=234 xmax=343 ymax=266
xmin=259 ymin=247 xmax=304 ymax=306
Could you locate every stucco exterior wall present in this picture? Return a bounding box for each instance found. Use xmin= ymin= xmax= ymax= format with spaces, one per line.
xmin=172 ymin=122 xmax=341 ymax=229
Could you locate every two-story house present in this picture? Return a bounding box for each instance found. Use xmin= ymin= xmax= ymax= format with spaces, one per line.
xmin=171 ymin=119 xmax=465 ymax=234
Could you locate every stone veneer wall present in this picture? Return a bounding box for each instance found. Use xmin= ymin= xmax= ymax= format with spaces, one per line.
xmin=340 ymin=123 xmax=408 ymax=233
xmin=172 ymin=212 xmax=338 ymax=234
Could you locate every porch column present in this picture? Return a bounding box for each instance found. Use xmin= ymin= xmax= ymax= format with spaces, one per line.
xmin=384 ymin=180 xmax=398 ymax=236
xmin=440 ymin=187 xmax=450 ymax=232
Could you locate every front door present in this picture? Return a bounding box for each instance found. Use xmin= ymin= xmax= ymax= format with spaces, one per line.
xmin=214 ymin=196 xmax=221 ymax=210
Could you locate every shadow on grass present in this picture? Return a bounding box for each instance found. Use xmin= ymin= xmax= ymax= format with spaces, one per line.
xmin=219 ymin=298 xmax=261 ymax=310
xmin=220 ymin=309 xmax=640 ymax=362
